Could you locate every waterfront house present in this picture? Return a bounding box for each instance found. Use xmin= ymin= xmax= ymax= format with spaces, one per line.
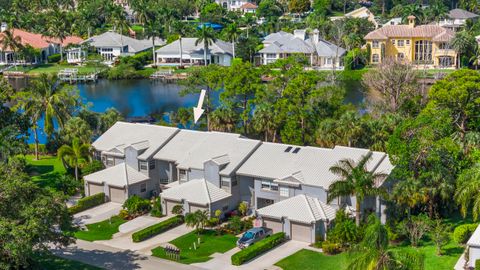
xmin=215 ymin=0 xmax=257 ymax=13
xmin=155 ymin=38 xmax=233 ymax=66
xmin=331 ymin=7 xmax=379 ymax=28
xmin=438 ymin=8 xmax=478 ymax=31
xmin=258 ymin=29 xmax=346 ymax=69
xmin=364 ymin=15 xmax=458 ymax=68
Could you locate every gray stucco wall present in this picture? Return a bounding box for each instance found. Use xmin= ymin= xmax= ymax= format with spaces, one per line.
xmin=124 ymin=147 xmax=139 ymax=170
xmin=128 ymin=179 xmax=155 ymax=199
xmin=189 ymin=169 xmax=204 ymax=181
xmin=156 ymin=160 xmax=170 ymax=182
xmin=204 ymin=161 xmax=220 ymax=187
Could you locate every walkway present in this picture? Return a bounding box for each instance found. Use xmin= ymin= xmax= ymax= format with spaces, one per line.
xmin=73 ymin=202 xmax=122 ymax=226
xmin=51 ymin=239 xmax=204 ymax=270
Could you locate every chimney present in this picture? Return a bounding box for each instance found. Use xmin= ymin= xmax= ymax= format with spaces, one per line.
xmin=1 ymin=22 xmax=8 ymax=33
xmin=293 ymin=29 xmax=306 ymax=41
xmin=407 ymin=15 xmax=416 ymax=28
xmin=312 ymin=29 xmax=320 ymax=44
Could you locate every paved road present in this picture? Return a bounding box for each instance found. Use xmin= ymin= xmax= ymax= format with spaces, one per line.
xmin=51 ymin=239 xmax=205 ymax=270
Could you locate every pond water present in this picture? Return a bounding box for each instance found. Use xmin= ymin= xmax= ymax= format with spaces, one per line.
xmin=8 ymin=78 xmax=365 ymax=144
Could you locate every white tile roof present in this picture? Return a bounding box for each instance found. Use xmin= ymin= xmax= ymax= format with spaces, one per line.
xmin=256 ymin=194 xmax=337 ymax=223
xmin=153 ymin=130 xmax=261 ymax=176
xmin=84 ymin=163 xmax=149 ymax=188
xmin=83 ymin=31 xmax=164 ymax=53
xmin=92 ymin=122 xmax=179 ymax=160
xmin=468 ymin=224 xmax=480 ymax=247
xmin=237 ymin=144 xmax=393 ymax=189
xmin=155 ymin=38 xmax=233 ymax=57
xmin=161 ymin=179 xmax=231 ymax=205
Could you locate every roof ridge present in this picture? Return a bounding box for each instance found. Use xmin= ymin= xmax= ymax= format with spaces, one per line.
xmin=303 ymin=195 xmax=316 ymax=222
xmin=203 ymin=179 xmax=212 ymax=204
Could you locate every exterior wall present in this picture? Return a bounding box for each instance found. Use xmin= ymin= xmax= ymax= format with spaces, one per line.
xmin=189 ymin=168 xmax=204 ymax=181
xmin=211 ymin=197 xmax=236 ymax=218
xmin=128 ymin=179 xmax=154 ymax=199
xmin=125 ymin=147 xmax=139 ymax=170
xmin=468 ymin=246 xmax=480 ymax=268
xmin=204 ymin=161 xmax=221 ymax=187
xmin=238 ymin=175 xmax=255 ymax=207
xmin=156 ymin=160 xmax=170 ymax=183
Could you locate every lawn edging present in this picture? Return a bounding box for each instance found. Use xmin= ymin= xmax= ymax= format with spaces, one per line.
xmin=69 ymin=193 xmax=106 ymax=215
xmin=132 ymin=215 xmax=184 ymax=242
xmin=231 ymin=232 xmax=286 ymax=266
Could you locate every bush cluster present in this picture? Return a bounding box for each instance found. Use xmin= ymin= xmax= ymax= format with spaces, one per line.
xmin=322 ymin=240 xmax=342 ymax=255
xmin=69 ymin=193 xmax=105 ymax=215
xmin=132 ymin=215 xmax=184 ymax=242
xmin=219 ymin=216 xmax=254 ymax=235
xmin=122 ymin=195 xmax=151 ymax=218
xmin=231 ymin=232 xmax=285 ymax=266
xmin=453 ymin=224 xmax=478 ymax=244
xmin=47 ymin=53 xmax=61 ymax=63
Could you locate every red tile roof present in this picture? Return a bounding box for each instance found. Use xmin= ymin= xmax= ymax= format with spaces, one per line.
xmin=365 ymin=25 xmax=455 ymax=42
xmin=0 ymin=28 xmax=83 ymax=50
xmin=240 ymin=2 xmax=258 ymax=9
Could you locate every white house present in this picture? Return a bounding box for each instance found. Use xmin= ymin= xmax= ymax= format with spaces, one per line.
xmin=215 ymin=0 xmax=257 ymax=12
xmin=438 ymin=8 xmax=479 ymax=31
xmin=455 ymin=224 xmax=480 ymax=269
xmin=155 ymin=38 xmax=233 ymax=66
xmin=258 ymin=29 xmax=346 ymax=69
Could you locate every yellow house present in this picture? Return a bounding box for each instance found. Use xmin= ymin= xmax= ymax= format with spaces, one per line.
xmin=364 ymin=16 xmax=458 ymax=69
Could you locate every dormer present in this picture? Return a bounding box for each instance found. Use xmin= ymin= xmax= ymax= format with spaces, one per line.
xmin=203 ymin=154 xmax=230 ymax=187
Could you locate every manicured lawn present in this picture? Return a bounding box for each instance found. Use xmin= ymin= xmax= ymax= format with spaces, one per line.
xmin=33 ymin=252 xmax=101 ymax=270
xmin=15 ymin=64 xmax=103 ymax=75
xmin=151 ymin=230 xmax=238 ymax=264
xmin=75 ymin=216 xmax=127 ymax=241
xmin=25 ymin=154 xmax=67 ymax=189
xmin=275 ymin=249 xmax=349 ymax=270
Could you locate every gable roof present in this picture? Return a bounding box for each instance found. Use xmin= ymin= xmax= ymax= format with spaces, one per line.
xmin=468 ymin=224 xmax=480 ymax=247
xmin=162 ymin=179 xmax=231 ymax=205
xmin=92 ymin=122 xmax=179 ymax=160
xmin=155 ymin=38 xmax=233 ymax=56
xmin=240 ymin=2 xmax=257 ymax=9
xmin=83 ymin=31 xmax=163 ymax=53
xmin=0 ymin=28 xmax=83 ymax=50
xmin=448 ymin=8 xmax=479 ymax=20
xmin=237 ymin=144 xmax=393 ymax=189
xmin=84 ymin=163 xmax=149 ymax=188
xmin=365 ymin=25 xmax=455 ymax=41
xmin=256 ymin=194 xmax=337 ymax=223
xmin=153 ymin=129 xmax=261 ymax=176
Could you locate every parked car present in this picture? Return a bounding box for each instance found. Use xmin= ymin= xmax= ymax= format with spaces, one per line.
xmin=236 ymin=227 xmax=272 ymax=249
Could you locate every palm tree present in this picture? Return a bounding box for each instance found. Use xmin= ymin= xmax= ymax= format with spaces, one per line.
xmin=109 ymin=4 xmax=130 ymax=50
xmin=224 ymin=23 xmax=240 ymax=59
xmin=327 ymin=152 xmax=388 ymax=226
xmin=195 ymin=26 xmax=216 ymax=66
xmin=13 ymin=74 xmax=79 ymax=160
xmin=57 ymin=138 xmax=91 ymax=181
xmin=451 ymin=30 xmax=476 ymax=68
xmin=185 ymin=210 xmax=209 ymax=235
xmin=0 ymin=29 xmax=23 ymax=69
xmin=348 ymin=215 xmax=425 ymax=270
xmin=173 ymin=21 xmax=190 ymax=67
xmin=144 ymin=18 xmax=163 ymax=66
xmin=44 ymin=8 xmax=70 ymax=62
xmin=455 ymin=164 xmax=480 ymax=220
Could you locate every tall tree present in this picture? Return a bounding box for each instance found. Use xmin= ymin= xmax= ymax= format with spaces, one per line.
xmin=44 ymin=8 xmax=70 ymax=62
xmin=0 ymin=29 xmax=23 ymax=69
xmin=223 ymin=22 xmax=240 ymax=59
xmin=455 ymin=163 xmax=480 ymax=220
xmin=195 ymin=25 xmax=216 ymax=66
xmin=172 ymin=20 xmax=191 ymax=67
xmin=451 ymin=30 xmax=476 ymax=68
xmin=57 ymin=138 xmax=91 ymax=181
xmin=327 ymin=152 xmax=388 ymax=226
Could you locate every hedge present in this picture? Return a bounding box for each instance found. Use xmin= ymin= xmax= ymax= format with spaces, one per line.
xmin=132 ymin=215 xmax=184 ymax=242
xmin=476 ymin=259 xmax=480 ymax=270
xmin=231 ymin=232 xmax=286 ymax=266
xmin=69 ymin=193 xmax=106 ymax=215
xmin=453 ymin=224 xmax=478 ymax=244
xmin=47 ymin=53 xmax=61 ymax=63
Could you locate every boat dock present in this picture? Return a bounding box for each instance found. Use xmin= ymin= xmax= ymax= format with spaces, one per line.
xmin=58 ymin=68 xmax=98 ymax=83
xmin=150 ymin=69 xmax=188 ymax=83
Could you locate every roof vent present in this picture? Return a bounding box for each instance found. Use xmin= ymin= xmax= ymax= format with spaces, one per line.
xmin=285 ymin=146 xmax=293 ymax=152
xmin=292 ymin=147 xmax=301 ymax=154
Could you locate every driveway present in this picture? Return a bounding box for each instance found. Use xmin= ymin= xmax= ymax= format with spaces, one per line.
xmin=193 ymin=240 xmax=308 ymax=270
xmin=73 ymin=202 xmax=123 ymax=226
xmin=118 ymin=216 xmax=163 ymax=234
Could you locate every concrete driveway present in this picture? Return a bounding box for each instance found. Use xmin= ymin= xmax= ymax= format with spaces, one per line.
xmin=73 ymin=202 xmax=122 ymax=226
xmin=118 ymin=216 xmax=163 ymax=234
xmin=193 ymin=240 xmax=308 ymax=270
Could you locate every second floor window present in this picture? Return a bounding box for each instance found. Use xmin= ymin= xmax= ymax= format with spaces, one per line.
xmin=372 ymin=40 xmax=379 ymax=48
xmin=261 ymin=180 xmax=279 ymax=191
xmin=106 ymin=156 xmax=114 ymax=166
xmin=439 ymin=42 xmax=451 ymax=50
xmin=149 ymin=160 xmax=155 ymax=170
xmin=279 ymin=186 xmax=289 ymax=197
xmin=139 ymin=161 xmax=148 ymax=171
xmin=397 ymin=40 xmax=404 ymax=47
xmin=179 ymin=169 xmax=187 ymax=182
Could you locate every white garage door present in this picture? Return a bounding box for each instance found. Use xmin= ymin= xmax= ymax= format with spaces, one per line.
xmin=189 ymin=204 xmax=208 ymax=213
xmin=109 ymin=186 xmax=126 ymax=203
xmin=263 ymin=217 xmax=283 ymax=233
xmin=166 ymin=200 xmax=182 ymax=215
xmin=88 ymin=183 xmax=104 ymax=196
xmin=291 ymin=222 xmax=312 ymax=243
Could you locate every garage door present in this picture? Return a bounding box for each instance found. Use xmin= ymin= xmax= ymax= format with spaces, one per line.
xmin=291 ymin=222 xmax=312 ymax=243
xmin=263 ymin=217 xmax=283 ymax=233
xmin=88 ymin=183 xmax=104 ymax=196
xmin=189 ymin=204 xmax=208 ymax=213
xmin=165 ymin=200 xmax=182 ymax=215
xmin=109 ymin=186 xmax=126 ymax=203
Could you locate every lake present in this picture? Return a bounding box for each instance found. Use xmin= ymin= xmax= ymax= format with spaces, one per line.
xmin=8 ymin=78 xmax=365 ymax=144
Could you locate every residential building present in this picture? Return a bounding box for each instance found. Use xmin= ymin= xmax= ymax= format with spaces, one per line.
xmin=258 ymin=29 xmax=346 ymax=69
xmin=215 ymin=0 xmax=256 ymax=12
xmin=383 ymin=17 xmax=402 ymax=27
xmin=331 ymin=7 xmax=379 ymax=28
xmin=68 ymin=31 xmax=163 ymax=64
xmin=155 ymin=38 xmax=233 ymax=66
xmin=0 ymin=23 xmax=83 ymax=65
xmin=84 ymin=122 xmax=394 ymax=243
xmin=438 ymin=8 xmax=479 ymax=31
xmin=365 ymin=15 xmax=457 ymax=68
xmin=455 ymin=224 xmax=480 ymax=269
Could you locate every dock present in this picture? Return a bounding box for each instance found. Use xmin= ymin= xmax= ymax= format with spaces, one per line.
xmin=58 ymin=68 xmax=98 ymax=83
xmin=150 ymin=69 xmax=188 ymax=83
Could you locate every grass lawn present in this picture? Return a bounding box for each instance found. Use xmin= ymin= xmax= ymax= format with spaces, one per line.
xmin=33 ymin=252 xmax=101 ymax=270
xmin=15 ymin=64 xmax=103 ymax=75
xmin=25 ymin=154 xmax=67 ymax=189
xmin=75 ymin=216 xmax=127 ymax=242
xmin=151 ymin=230 xmax=238 ymax=264
xmin=275 ymin=249 xmax=349 ymax=270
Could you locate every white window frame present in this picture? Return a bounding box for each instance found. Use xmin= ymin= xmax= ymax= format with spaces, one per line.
xmin=372 ymin=54 xmax=379 ymax=63
xmin=397 ymin=40 xmax=404 ymax=47
xmin=140 ymin=182 xmax=147 ymax=193
xmin=179 ymin=169 xmax=187 ymax=182
xmin=106 ymin=156 xmax=114 ymax=166
xmin=261 ymin=180 xmax=279 ymax=191
xmin=279 ymin=186 xmax=289 ymax=197
xmin=372 ymin=40 xmax=379 ymax=48
xmin=139 ymin=161 xmax=148 ymax=171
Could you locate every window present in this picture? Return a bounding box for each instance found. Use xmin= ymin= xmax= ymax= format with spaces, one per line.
xmin=397 ymin=40 xmax=404 ymax=47
xmin=414 ymin=40 xmax=433 ymax=64
xmin=266 ymin=53 xmax=276 ymax=59
xmin=222 ymin=205 xmax=228 ymax=211
xmin=179 ymin=169 xmax=187 ymax=182
xmin=439 ymin=56 xmax=453 ymax=67
xmin=372 ymin=54 xmax=379 ymax=63
xmin=325 ymin=57 xmax=332 ymax=65
xmin=231 ymin=178 xmax=238 ymax=186
xmin=391 ymin=39 xmax=395 ymax=45
xmin=372 ymin=40 xmax=379 ymax=48
xmin=221 ymin=179 xmax=230 ymax=190
xmin=439 ymin=42 xmax=451 ymax=50
xmin=279 ymin=186 xmax=289 ymax=197
xmin=149 ymin=160 xmax=155 ymax=170
xmin=106 ymin=156 xmax=114 ymax=166
xmin=397 ymin=53 xmax=404 ymax=60
xmin=406 ymin=40 xmax=410 ymax=45
xmin=140 ymin=183 xmax=147 ymax=193
xmin=139 ymin=161 xmax=148 ymax=171
xmin=261 ymin=180 xmax=278 ymax=191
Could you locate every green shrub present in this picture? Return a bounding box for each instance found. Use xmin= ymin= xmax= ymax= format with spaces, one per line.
xmin=453 ymin=224 xmax=478 ymax=244
xmin=81 ymin=160 xmax=104 ymax=176
xmin=54 ymin=174 xmax=82 ymax=196
xmin=123 ymin=195 xmax=151 ymax=217
xmin=476 ymin=259 xmax=480 ymax=270
xmin=322 ymin=240 xmax=342 ymax=255
xmin=150 ymin=197 xmax=163 ymax=217
xmin=28 ymin=144 xmax=47 ymax=155
xmin=231 ymin=232 xmax=285 ymax=265
xmin=132 ymin=215 xmax=184 ymax=242
xmin=47 ymin=53 xmax=61 ymax=63
xmin=69 ymin=193 xmax=105 ymax=215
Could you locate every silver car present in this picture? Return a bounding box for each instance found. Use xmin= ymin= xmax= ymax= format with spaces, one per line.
xmin=236 ymin=227 xmax=272 ymax=249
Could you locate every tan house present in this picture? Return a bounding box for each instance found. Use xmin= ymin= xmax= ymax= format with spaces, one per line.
xmin=331 ymin=7 xmax=379 ymax=28
xmin=365 ymin=16 xmax=458 ymax=69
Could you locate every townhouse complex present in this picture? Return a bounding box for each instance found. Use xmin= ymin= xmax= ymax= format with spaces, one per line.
xmin=84 ymin=122 xmax=394 ymax=243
